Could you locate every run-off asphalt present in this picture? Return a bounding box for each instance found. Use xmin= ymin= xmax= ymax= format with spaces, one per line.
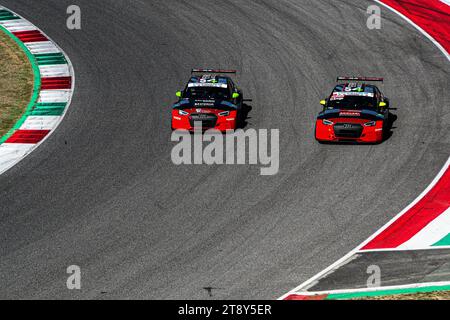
xmin=0 ymin=0 xmax=448 ymax=299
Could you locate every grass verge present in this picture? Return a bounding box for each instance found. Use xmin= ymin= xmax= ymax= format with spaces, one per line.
xmin=353 ymin=290 xmax=450 ymax=300
xmin=0 ymin=28 xmax=33 ymax=138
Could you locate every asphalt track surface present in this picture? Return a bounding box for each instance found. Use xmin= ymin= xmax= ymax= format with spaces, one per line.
xmin=0 ymin=0 xmax=449 ymax=299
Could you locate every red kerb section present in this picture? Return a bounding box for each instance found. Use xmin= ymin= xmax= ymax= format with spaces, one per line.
xmin=13 ymin=30 xmax=48 ymax=43
xmin=284 ymin=294 xmax=328 ymax=300
xmin=5 ymin=130 xmax=50 ymax=144
xmin=41 ymin=77 xmax=72 ymax=90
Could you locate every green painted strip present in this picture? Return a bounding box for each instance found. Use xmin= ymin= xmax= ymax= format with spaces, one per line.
xmin=0 ymin=24 xmax=41 ymax=144
xmin=0 ymin=9 xmax=19 ymax=21
xmin=30 ymin=102 xmax=67 ymax=116
xmin=30 ymin=110 xmax=64 ymax=116
xmin=325 ymin=285 xmax=450 ymax=300
xmin=432 ymin=233 xmax=450 ymax=246
xmin=34 ymin=102 xmax=67 ymax=109
xmin=34 ymin=53 xmax=67 ymax=65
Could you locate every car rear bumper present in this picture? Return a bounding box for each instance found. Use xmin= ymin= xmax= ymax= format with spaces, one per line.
xmin=315 ymin=120 xmax=384 ymax=143
xmin=172 ymin=113 xmax=237 ymax=132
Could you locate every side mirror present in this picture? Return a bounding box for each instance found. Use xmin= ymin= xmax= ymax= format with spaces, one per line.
xmin=379 ymin=101 xmax=387 ymax=108
xmin=232 ymin=92 xmax=240 ymax=99
xmin=176 ymin=91 xmax=182 ymax=98
xmin=320 ymin=99 xmax=327 ymax=106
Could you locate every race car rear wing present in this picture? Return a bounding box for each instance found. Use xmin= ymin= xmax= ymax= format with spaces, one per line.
xmin=337 ymin=76 xmax=383 ymax=82
xmin=191 ymin=68 xmax=237 ymax=74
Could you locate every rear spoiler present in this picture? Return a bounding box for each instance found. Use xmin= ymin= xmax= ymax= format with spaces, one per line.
xmin=191 ymin=68 xmax=237 ymax=74
xmin=337 ymin=76 xmax=383 ymax=82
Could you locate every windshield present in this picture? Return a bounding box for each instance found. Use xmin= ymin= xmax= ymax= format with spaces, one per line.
xmin=184 ymin=86 xmax=230 ymax=100
xmin=328 ymin=96 xmax=377 ymax=110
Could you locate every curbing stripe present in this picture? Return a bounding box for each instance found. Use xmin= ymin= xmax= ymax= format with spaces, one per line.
xmin=39 ymin=64 xmax=70 ymax=77
xmin=0 ymin=143 xmax=34 ymax=168
xmin=13 ymin=29 xmax=47 ymax=42
xmin=5 ymin=129 xmax=50 ymax=144
xmin=0 ymin=23 xmax=41 ymax=144
xmin=25 ymin=41 xmax=61 ymax=54
xmin=38 ymin=90 xmax=72 ymax=103
xmin=30 ymin=102 xmax=67 ymax=116
xmin=397 ymin=207 xmax=450 ymax=250
xmin=0 ymin=6 xmax=74 ymax=174
xmin=19 ymin=116 xmax=61 ymax=131
xmin=325 ymin=284 xmax=450 ymax=300
xmin=284 ymin=294 xmax=328 ymax=300
xmin=432 ymin=233 xmax=450 ymax=247
xmin=0 ymin=9 xmax=19 ymax=21
xmin=41 ymin=76 xmax=72 ymax=90
xmin=35 ymin=52 xmax=67 ymax=65
xmin=0 ymin=19 xmax=37 ymax=32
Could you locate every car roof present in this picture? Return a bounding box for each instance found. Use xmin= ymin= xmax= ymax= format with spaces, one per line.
xmin=330 ymin=82 xmax=378 ymax=100
xmin=333 ymin=82 xmax=377 ymax=93
xmin=187 ymin=74 xmax=231 ymax=89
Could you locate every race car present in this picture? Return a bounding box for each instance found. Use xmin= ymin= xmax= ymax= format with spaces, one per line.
xmin=315 ymin=77 xmax=390 ymax=143
xmin=171 ymin=69 xmax=243 ymax=132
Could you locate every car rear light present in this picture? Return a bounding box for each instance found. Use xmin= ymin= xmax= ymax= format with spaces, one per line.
xmin=218 ymin=111 xmax=230 ymax=116
xmin=322 ymin=119 xmax=334 ymax=125
xmin=178 ymin=109 xmax=189 ymax=116
xmin=364 ymin=121 xmax=376 ymax=127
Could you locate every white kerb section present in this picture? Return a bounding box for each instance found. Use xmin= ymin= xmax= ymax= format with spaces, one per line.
xmin=0 ymin=144 xmax=35 ymax=169
xmin=25 ymin=41 xmax=61 ymax=54
xmin=39 ymin=64 xmax=70 ymax=77
xmin=38 ymin=90 xmax=71 ymax=103
xmin=19 ymin=116 xmax=61 ymax=130
xmin=0 ymin=19 xmax=37 ymax=32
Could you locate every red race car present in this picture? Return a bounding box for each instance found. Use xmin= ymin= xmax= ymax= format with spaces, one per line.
xmin=171 ymin=69 xmax=243 ymax=132
xmin=315 ymin=77 xmax=390 ymax=143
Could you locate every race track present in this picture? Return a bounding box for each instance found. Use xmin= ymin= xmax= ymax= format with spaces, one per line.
xmin=0 ymin=0 xmax=449 ymax=299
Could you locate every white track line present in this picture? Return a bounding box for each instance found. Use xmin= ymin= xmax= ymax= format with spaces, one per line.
xmin=279 ymin=1 xmax=450 ymax=299
xmin=353 ymin=245 xmax=450 ymax=253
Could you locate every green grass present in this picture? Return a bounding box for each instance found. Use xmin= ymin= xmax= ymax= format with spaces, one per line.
xmin=0 ymin=28 xmax=33 ymax=138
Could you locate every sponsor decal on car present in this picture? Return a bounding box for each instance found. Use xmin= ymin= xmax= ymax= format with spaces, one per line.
xmin=330 ymin=92 xmax=374 ymax=100
xmin=187 ymin=83 xmax=228 ymax=88
xmin=339 ymin=111 xmax=361 ymax=116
